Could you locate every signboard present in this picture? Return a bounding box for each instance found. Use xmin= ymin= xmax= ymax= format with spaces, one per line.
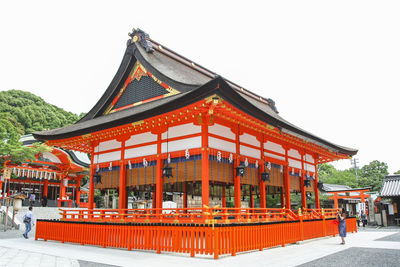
xmin=3 ymin=168 xmax=11 ymax=180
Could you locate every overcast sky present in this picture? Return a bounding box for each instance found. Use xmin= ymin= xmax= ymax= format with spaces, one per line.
xmin=1 ymin=1 xmax=399 ymax=173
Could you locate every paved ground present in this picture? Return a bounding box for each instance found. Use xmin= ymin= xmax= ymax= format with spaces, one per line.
xmin=298 ymin=247 xmax=400 ymax=267
xmin=0 ymin=226 xmax=399 ymax=267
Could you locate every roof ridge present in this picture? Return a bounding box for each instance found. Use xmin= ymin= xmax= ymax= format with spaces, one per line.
xmin=129 ymin=28 xmax=278 ymax=113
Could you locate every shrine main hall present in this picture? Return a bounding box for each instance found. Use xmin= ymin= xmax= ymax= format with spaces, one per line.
xmin=32 ymin=29 xmax=358 ymax=258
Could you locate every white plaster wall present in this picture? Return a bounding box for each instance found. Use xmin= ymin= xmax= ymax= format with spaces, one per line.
xmin=125 ymin=144 xmax=157 ymax=159
xmin=161 ymin=123 xmax=201 ymax=139
xmin=42 ymin=152 xmax=61 ymax=163
xmin=264 ymin=152 xmax=286 ymax=162
xmin=94 ymin=151 xmax=121 ymax=163
xmin=304 ymin=153 xmax=315 ymax=163
xmin=264 ymin=141 xmax=285 ymax=155
xmin=126 ymin=132 xmax=157 ymax=146
xmin=240 ymin=145 xmax=261 ymax=159
xmin=240 ymin=133 xmax=260 ymax=147
xmin=209 ymin=137 xmax=236 ymax=153
xmin=96 ymin=139 xmax=121 ymax=152
xmin=305 ymin=163 xmax=316 ymax=172
xmin=208 ymin=123 xmax=235 ymax=140
xmin=288 ymin=148 xmax=301 ymax=159
xmin=161 ymin=136 xmax=201 ymax=153
xmin=288 ymin=158 xmax=302 ymax=169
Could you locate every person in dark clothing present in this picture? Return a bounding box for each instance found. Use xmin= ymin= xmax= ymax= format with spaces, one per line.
xmin=41 ymin=195 xmax=47 ymax=207
xmin=361 ymin=211 xmax=367 ymax=227
xmin=337 ymin=211 xmax=347 ymax=245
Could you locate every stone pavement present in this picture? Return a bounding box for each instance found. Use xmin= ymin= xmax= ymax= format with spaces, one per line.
xmin=0 ymin=226 xmax=399 ymax=267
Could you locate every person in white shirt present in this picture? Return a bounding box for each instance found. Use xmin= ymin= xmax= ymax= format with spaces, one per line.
xmin=23 ymin=206 xmax=35 ymax=239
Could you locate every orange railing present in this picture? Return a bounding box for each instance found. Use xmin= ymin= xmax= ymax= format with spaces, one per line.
xmin=35 ymin=217 xmax=357 ymax=259
xmin=58 ymin=207 xmax=339 ymax=224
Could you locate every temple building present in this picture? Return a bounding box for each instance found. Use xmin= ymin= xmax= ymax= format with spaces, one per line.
xmin=33 ymin=29 xmax=357 ymax=212
xmin=0 ymin=135 xmax=89 ymax=207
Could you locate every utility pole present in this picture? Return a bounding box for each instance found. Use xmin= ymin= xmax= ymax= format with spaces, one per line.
xmin=350 ymin=157 xmax=359 ymax=181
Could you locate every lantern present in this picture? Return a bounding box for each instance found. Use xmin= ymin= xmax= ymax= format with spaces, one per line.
xmin=162 ymin=165 xmax=173 ymax=178
xmin=235 ymin=164 xmax=245 ymax=177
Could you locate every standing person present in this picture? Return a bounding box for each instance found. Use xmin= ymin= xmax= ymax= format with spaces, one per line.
xmin=41 ymin=195 xmax=47 ymax=207
xmin=22 ymin=206 xmax=35 ymax=239
xmin=361 ymin=211 xmax=367 ymax=228
xmin=29 ymin=193 xmax=35 ymax=206
xmin=337 ymin=211 xmax=347 ymax=245
xmin=356 ymin=212 xmax=361 ymax=227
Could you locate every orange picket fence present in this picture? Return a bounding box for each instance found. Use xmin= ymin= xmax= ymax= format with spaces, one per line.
xmin=35 ymin=216 xmax=357 ymax=259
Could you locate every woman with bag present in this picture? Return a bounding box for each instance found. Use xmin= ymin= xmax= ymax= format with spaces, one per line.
xmin=337 ymin=211 xmax=347 ymax=245
xmin=22 ymin=206 xmax=35 ymax=239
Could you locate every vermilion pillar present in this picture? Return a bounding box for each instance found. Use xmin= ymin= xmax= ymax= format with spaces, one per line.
xmin=0 ymin=181 xmax=3 ymax=199
xmin=118 ymin=139 xmax=127 ymax=210
xmin=280 ymin=189 xmax=285 ymax=208
xmin=88 ymin=146 xmax=95 ymax=210
xmin=234 ymin=158 xmax=241 ymax=209
xmin=201 ymin=122 xmax=210 ymax=207
xmin=300 ymin=172 xmax=307 ymax=209
xmin=234 ymin=127 xmax=241 ymax=209
xmin=221 ymin=186 xmax=226 ymax=208
xmin=300 ymin=152 xmax=307 ymax=209
xmin=314 ymin=154 xmax=320 ymax=209
xmin=60 ymin=177 xmax=66 ymax=199
xmin=183 ymin=182 xmax=188 ymax=210
xmin=249 ymin=187 xmax=254 ymax=209
xmin=43 ymin=179 xmax=48 ymax=198
xmin=156 ymin=133 xmax=163 ymax=211
xmin=152 ymin=185 xmax=156 ymax=209
xmin=76 ymin=178 xmax=81 ymax=205
xmin=259 ymin=161 xmax=266 ymax=209
xmin=284 ymin=165 xmax=291 ymax=209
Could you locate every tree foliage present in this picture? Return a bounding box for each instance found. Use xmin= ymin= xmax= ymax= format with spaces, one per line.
xmin=318 ymin=160 xmax=389 ymax=192
xmin=0 ymin=89 xmax=80 ymax=168
xmin=0 ymin=90 xmax=79 ymax=134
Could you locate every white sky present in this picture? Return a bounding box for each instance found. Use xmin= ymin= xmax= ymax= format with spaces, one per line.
xmin=1 ymin=1 xmax=399 ymax=173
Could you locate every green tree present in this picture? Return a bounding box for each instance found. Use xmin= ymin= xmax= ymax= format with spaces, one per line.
xmin=358 ymin=160 xmax=388 ymax=192
xmin=394 ymin=170 xmax=400 ymax=175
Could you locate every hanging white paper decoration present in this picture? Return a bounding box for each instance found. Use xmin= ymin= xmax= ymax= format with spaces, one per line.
xmin=96 ymin=164 xmax=100 ymax=172
xmin=143 ymin=158 xmax=148 ymax=167
xmin=36 ymin=170 xmax=40 ymax=178
xmin=108 ymin=162 xmax=112 ymax=170
xmin=313 ymin=173 xmax=315 ymax=179
xmin=17 ymin=168 xmax=21 ymax=176
xmin=291 ymin=168 xmax=294 ymax=175
xmin=267 ymin=162 xmax=271 ymax=170
xmin=229 ymin=153 xmax=233 ymax=164
xmin=280 ymin=165 xmax=283 ymax=173
xmin=63 ymin=179 xmax=68 ymax=187
xmin=185 ymin=149 xmax=190 ymax=159
xmin=255 ymin=160 xmax=258 ymax=168
xmin=217 ymin=151 xmax=222 ymax=162
xmin=167 ymin=153 xmax=171 ymax=164
xmin=22 ymin=169 xmax=25 ymax=176
xmin=128 ymin=160 xmax=132 ymax=170
xmin=12 ymin=167 xmax=16 ymax=174
xmin=244 ymin=158 xmax=249 ymax=167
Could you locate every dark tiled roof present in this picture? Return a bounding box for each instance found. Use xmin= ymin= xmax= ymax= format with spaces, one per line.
xmin=380 ymin=175 xmax=400 ymax=197
xmin=33 ymin=29 xmax=358 ymax=156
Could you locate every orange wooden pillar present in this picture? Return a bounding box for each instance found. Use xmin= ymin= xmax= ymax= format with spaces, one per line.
xmin=259 ymin=162 xmax=266 ymax=209
xmin=234 ymin=159 xmax=241 ymax=209
xmin=284 ymin=166 xmax=291 ymax=209
xmin=201 ymin=122 xmax=210 ymax=207
xmin=183 ymin=182 xmax=188 ymax=210
xmin=314 ymin=154 xmax=320 ymax=209
xmin=221 ymin=186 xmax=226 ymax=207
xmin=60 ymin=177 xmax=66 ymax=199
xmin=88 ymin=146 xmax=95 ymax=210
xmin=300 ymin=152 xmax=307 ymax=209
xmin=333 ymin=193 xmax=339 ymax=209
xmin=152 ymin=185 xmax=156 ymax=209
xmin=156 ymin=133 xmax=163 ymax=212
xmin=75 ymin=178 xmax=81 ymax=205
xmin=43 ymin=179 xmax=49 ymax=198
xmin=234 ymin=126 xmax=241 ymax=209
xmin=300 ymin=172 xmax=306 ymax=209
xmin=249 ymin=187 xmax=254 ymax=209
xmin=0 ymin=181 xmax=3 ymax=198
xmin=118 ymin=139 xmax=127 ymax=210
